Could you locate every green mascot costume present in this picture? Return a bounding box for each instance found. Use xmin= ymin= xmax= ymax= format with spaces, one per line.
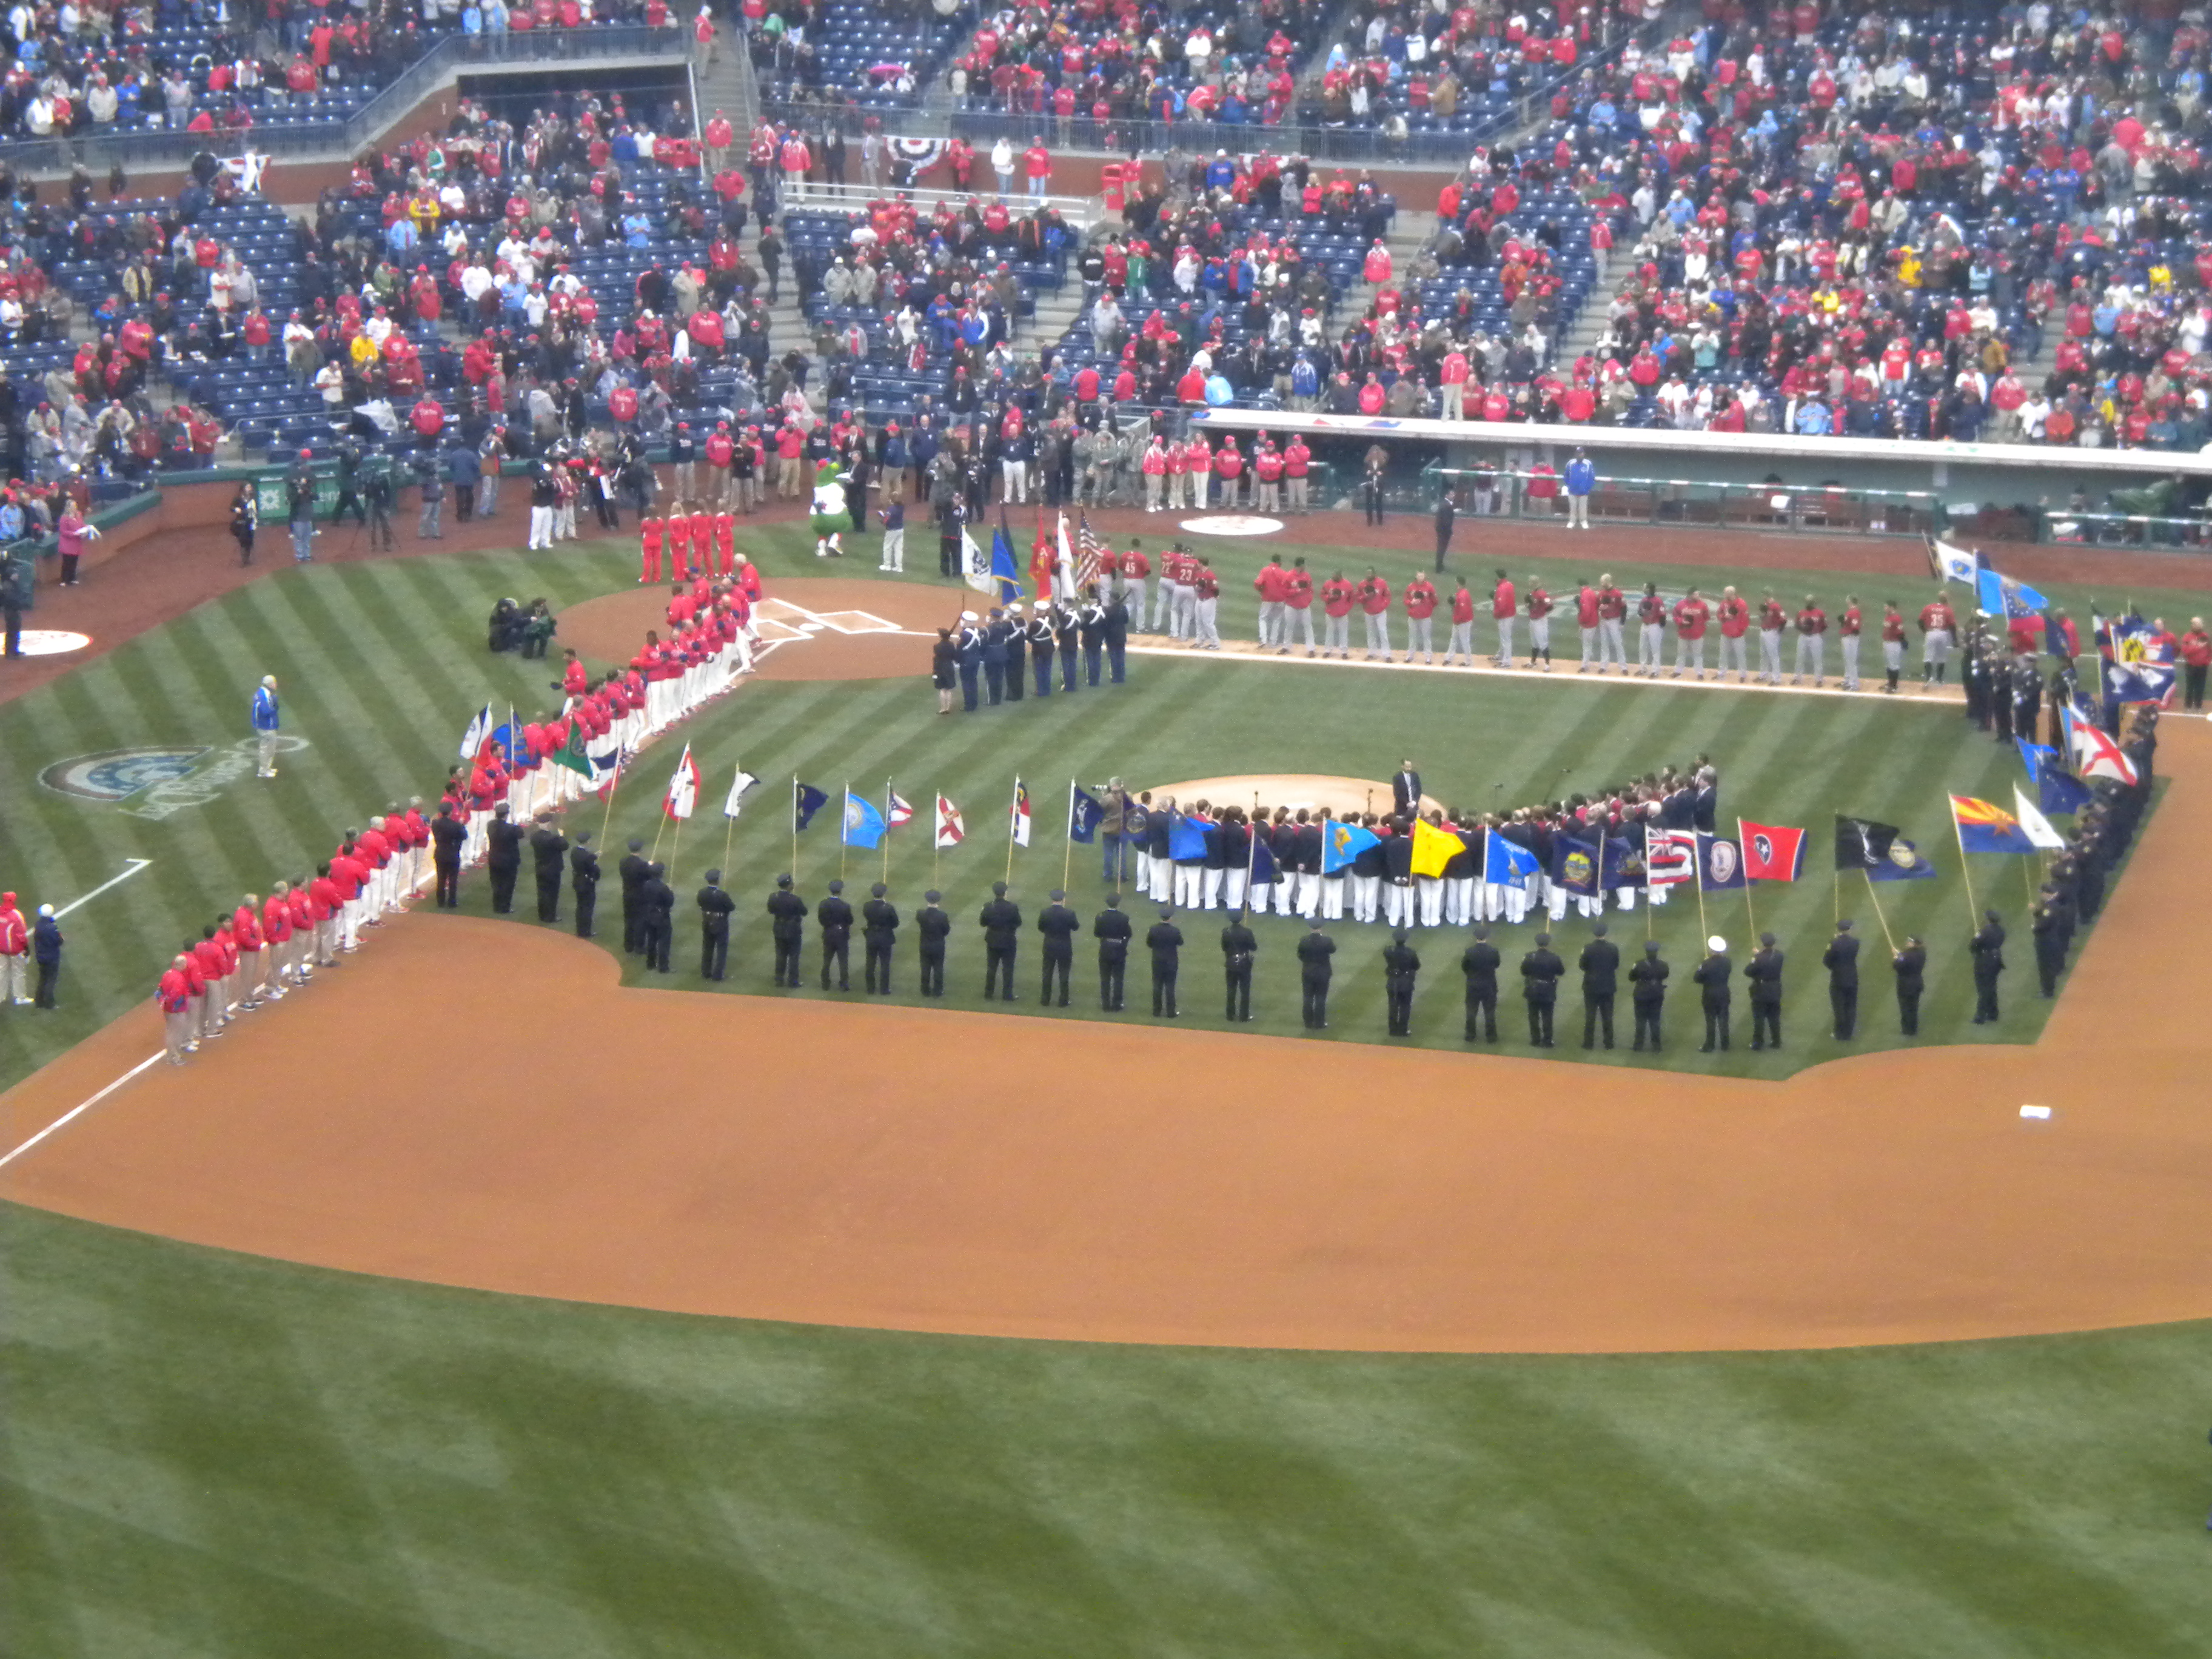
xmin=810 ymin=459 xmax=850 ymax=558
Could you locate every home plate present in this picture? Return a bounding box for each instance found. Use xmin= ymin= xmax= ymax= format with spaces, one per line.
xmin=815 ymin=610 xmax=901 ymax=634
xmin=2020 ymin=1105 xmax=2054 ymax=1122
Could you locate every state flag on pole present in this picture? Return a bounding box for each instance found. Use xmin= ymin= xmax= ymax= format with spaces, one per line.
xmin=1550 ymin=835 xmax=1601 ymax=896
xmin=1069 ymin=784 xmax=1105 ymax=843
xmin=1738 ymin=819 xmax=1806 ymax=881
xmin=2010 ymin=786 xmax=2067 ymax=851
xmin=842 ymin=791 xmax=888 ymax=849
xmin=1250 ymin=834 xmax=1279 ymax=888
xmin=1322 ymin=819 xmax=1381 ymax=874
xmin=2062 ymin=702 xmax=2140 ymax=786
xmin=961 ymin=524 xmax=997 ymax=598
xmin=1695 ymin=833 xmax=1748 ymax=891
xmin=1167 ymin=810 xmax=1213 ymax=862
xmin=1483 ymin=830 xmax=1542 ymax=885
xmin=794 ymin=781 xmax=831 ymax=831
xmin=1949 ymin=794 xmax=2037 ymax=854
xmin=458 ymin=703 xmax=494 ymax=760
xmin=723 ymin=768 xmax=761 ymax=817
xmin=1645 ymin=828 xmax=1697 ymax=886
xmin=663 ymin=745 xmax=700 ymax=820
xmin=886 ymin=790 xmax=915 ymax=828
xmin=934 ymin=794 xmax=965 ymax=849
xmin=1410 ymin=819 xmax=1464 ymax=879
xmin=1010 ymin=779 xmax=1031 ymax=846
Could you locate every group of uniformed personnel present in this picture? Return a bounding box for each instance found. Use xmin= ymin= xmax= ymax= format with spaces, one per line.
xmin=934 ymin=588 xmax=1132 ymax=712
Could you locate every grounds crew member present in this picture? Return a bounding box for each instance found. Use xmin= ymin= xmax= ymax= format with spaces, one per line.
xmin=1382 ymin=928 xmax=1421 ymax=1036
xmin=530 ymin=819 xmax=568 ymax=923
xmin=818 ymin=880 xmax=855 ymax=990
xmin=1520 ymin=931 xmax=1564 ymax=1046
xmin=1094 ymin=894 xmax=1131 ymax=1010
xmin=1746 ymin=931 xmax=1785 ymax=1050
xmin=618 ymin=838 xmax=651 ymax=953
xmin=638 ymin=862 xmax=674 ymax=973
xmin=1579 ymin=920 xmax=1619 ymax=1048
xmin=1297 ymin=916 xmax=1335 ymax=1028
xmin=1970 ymin=908 xmax=2006 ymax=1023
xmin=1695 ymin=936 xmax=1734 ymax=1051
xmin=862 ymin=883 xmax=900 ymax=993
xmin=766 ymin=874 xmax=806 ymax=987
xmin=1892 ymin=933 xmax=1926 ymax=1035
xmin=979 ymin=880 xmax=1021 ymax=1001
xmin=1221 ymin=908 xmax=1257 ymax=1021
xmin=1146 ymin=906 xmax=1184 ymax=1017
xmin=569 ymin=831 xmax=600 ymax=937
xmin=1823 ymin=919 xmax=1860 ymax=1039
xmin=1038 ymin=888 xmax=1079 ymax=1006
xmin=697 ymin=869 xmax=736 ymax=980
xmin=485 ymin=804 xmax=524 ymax=913
xmin=916 ymin=890 xmax=950 ymax=997
xmin=1461 ymin=923 xmax=1500 ymax=1041
xmin=1629 ymin=938 xmax=1668 ymax=1050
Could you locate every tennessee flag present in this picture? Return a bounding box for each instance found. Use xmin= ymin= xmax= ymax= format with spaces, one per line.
xmin=1948 ymin=794 xmax=2037 ymax=854
xmin=1737 ymin=819 xmax=1806 ymax=880
xmin=1410 ymin=819 xmax=1464 ymax=879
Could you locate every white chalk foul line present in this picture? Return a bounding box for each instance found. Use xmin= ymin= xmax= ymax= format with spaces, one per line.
xmin=0 ymin=1051 xmax=166 ymax=1170
xmin=53 ymin=858 xmax=153 ymax=919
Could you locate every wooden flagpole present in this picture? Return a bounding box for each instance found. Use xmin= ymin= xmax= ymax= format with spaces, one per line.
xmin=2020 ymin=853 xmax=2038 ymax=907
xmin=1949 ymin=803 xmax=1981 ymax=928
xmin=840 ymin=784 xmax=850 ymax=882
xmin=1736 ymin=819 xmax=1759 ymax=938
xmin=790 ymin=775 xmax=799 ymax=882
xmin=1692 ymin=833 xmax=1709 ymax=941
xmin=597 ymin=753 xmax=623 ymax=847
xmin=884 ymin=778 xmax=893 ymax=886
xmin=933 ymin=789 xmax=942 ymax=889
xmin=1862 ymin=870 xmax=1897 ymax=954
xmin=1062 ymin=779 xmax=1075 ymax=891
xmin=1005 ymin=777 xmax=1019 ymax=885
xmin=649 ymin=799 xmax=669 ymax=863
xmin=1245 ymin=792 xmax=1260 ymax=913
xmin=720 ymin=794 xmax=736 ymax=877
xmin=666 ymin=814 xmax=684 ymax=886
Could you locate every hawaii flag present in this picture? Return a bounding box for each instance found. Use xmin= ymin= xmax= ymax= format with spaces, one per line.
xmin=934 ymin=794 xmax=965 ymax=849
xmin=1646 ymin=828 xmax=1697 ymax=886
xmin=887 ymin=789 xmax=915 ymax=828
xmin=1010 ymin=779 xmax=1032 ymax=846
xmin=663 ymin=745 xmax=700 ymax=820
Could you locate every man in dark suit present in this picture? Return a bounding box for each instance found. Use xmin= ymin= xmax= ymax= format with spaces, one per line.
xmin=1147 ymin=907 xmax=1183 ymax=1016
xmin=1629 ymin=939 xmax=1668 ymax=1050
xmin=1391 ymin=759 xmax=1423 ymax=818
xmin=1578 ymin=920 xmax=1620 ymax=1048
xmin=1822 ymin=919 xmax=1861 ymax=1039
xmin=1038 ymin=888 xmax=1079 ymax=1005
xmin=818 ymin=880 xmax=855 ymax=990
xmin=1746 ymin=931 xmax=1785 ymax=1050
xmin=697 ymin=869 xmax=736 ymax=979
xmin=1694 ymin=936 xmax=1733 ymax=1051
xmin=955 ymin=611 xmax=984 ymax=711
xmin=1892 ymin=933 xmax=1926 ymax=1035
xmin=1461 ymin=924 xmax=1501 ymax=1041
xmin=1297 ymin=918 xmax=1335 ymax=1028
xmin=1001 ymin=603 xmax=1026 ymax=703
xmin=1094 ymin=894 xmax=1132 ymax=1010
xmin=1382 ymin=929 xmax=1421 ymax=1035
xmin=638 ymin=862 xmax=674 ymax=973
xmin=862 ymin=882 xmax=900 ymax=993
xmin=1520 ymin=931 xmax=1564 ymax=1045
xmin=766 ymin=874 xmax=806 ymax=986
xmin=1220 ymin=908 xmax=1257 ymax=1021
xmin=1102 ymin=588 xmax=1130 ymax=683
xmin=431 ymin=805 xmax=467 ymax=908
xmin=569 ymin=831 xmax=600 ymax=938
xmin=1970 ymin=908 xmax=2006 ymax=1023
xmin=618 ymin=837 xmax=652 ymax=952
xmin=981 ymin=607 xmax=1010 ymax=704
xmin=530 ymin=821 xmax=568 ymax=923
xmin=916 ymin=890 xmax=950 ymax=996
xmin=979 ymin=880 xmax=1021 ymax=1000
xmin=485 ymin=805 xmax=525 ymax=914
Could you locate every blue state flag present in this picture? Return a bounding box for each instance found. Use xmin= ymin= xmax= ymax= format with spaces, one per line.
xmin=1483 ymin=830 xmax=1541 ymax=884
xmin=1600 ymin=833 xmax=1646 ymax=890
xmin=2017 ymin=739 xmax=2094 ymax=816
xmin=1250 ymin=834 xmax=1279 ymax=887
xmin=794 ymin=781 xmax=831 ymax=831
xmin=842 ymin=792 xmax=887 ymax=849
xmin=1695 ymin=833 xmax=1748 ymax=891
xmin=1976 ymin=562 xmax=2048 ymax=622
xmin=1865 ymin=836 xmax=1938 ymax=882
xmin=1069 ymin=785 xmax=1105 ymax=843
xmin=1321 ymin=819 xmax=1380 ymax=874
xmin=988 ymin=524 xmax=1024 ymax=605
xmin=1551 ymin=835 xmax=1601 ymax=897
xmin=1168 ymin=812 xmax=1212 ymax=862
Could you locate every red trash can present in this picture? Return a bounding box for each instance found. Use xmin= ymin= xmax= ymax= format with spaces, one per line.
xmin=1101 ymin=161 xmax=1125 ymax=213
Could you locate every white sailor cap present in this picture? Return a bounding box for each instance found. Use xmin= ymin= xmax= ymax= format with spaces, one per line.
xmin=961 ymin=610 xmax=978 ymax=621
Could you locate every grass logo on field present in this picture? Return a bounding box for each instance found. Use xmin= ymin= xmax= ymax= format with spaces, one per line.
xmin=39 ymin=746 xmax=213 ymax=803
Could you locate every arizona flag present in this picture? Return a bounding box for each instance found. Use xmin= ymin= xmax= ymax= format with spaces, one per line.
xmin=1738 ymin=819 xmax=1806 ymax=881
xmin=663 ymin=745 xmax=701 ymax=820
xmin=2061 ymin=702 xmax=2140 ymax=786
xmin=1010 ymin=779 xmax=1032 ymax=847
xmin=1949 ymin=794 xmax=2037 ymax=854
xmin=934 ymin=795 xmax=965 ymax=849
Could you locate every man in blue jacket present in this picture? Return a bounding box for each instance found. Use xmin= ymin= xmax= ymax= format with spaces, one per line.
xmin=1564 ymin=448 xmax=1596 ymax=529
xmin=252 ymin=675 xmax=281 ymax=778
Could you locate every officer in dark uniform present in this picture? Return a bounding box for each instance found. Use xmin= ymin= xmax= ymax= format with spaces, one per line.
xmin=1220 ymin=908 xmax=1257 ymax=1021
xmin=955 ymin=612 xmax=983 ymax=711
xmin=569 ymin=831 xmax=600 ymax=937
xmin=1002 ymin=604 xmax=1026 ymax=703
xmin=1027 ymin=606 xmax=1057 ymax=696
xmin=1298 ymin=918 xmax=1335 ymax=1028
xmin=1382 ymin=930 xmax=1421 ymax=1036
xmin=979 ymin=880 xmax=1021 ymax=1000
xmin=917 ymin=890 xmax=950 ymax=996
xmin=1822 ymin=919 xmax=1860 ymax=1039
xmin=1079 ymin=594 xmax=1107 ymax=685
xmin=982 ymin=608 xmax=1011 ymax=704
xmin=1578 ymin=920 xmax=1619 ymax=1048
xmin=1054 ymin=600 xmax=1081 ymax=691
xmin=1746 ymin=932 xmax=1785 ymax=1049
xmin=766 ymin=874 xmax=806 ymax=986
xmin=697 ymin=868 xmax=736 ymax=979
xmin=529 ymin=820 xmax=568 ymax=923
xmin=1461 ymin=924 xmax=1500 ymax=1041
xmin=485 ymin=804 xmax=525 ymax=914
xmin=638 ymin=862 xmax=674 ymax=972
xmin=1520 ymin=931 xmax=1564 ymax=1046
xmin=1892 ymin=934 xmax=1926 ymax=1035
xmin=1694 ymin=936 xmax=1733 ymax=1051
xmin=1038 ymin=888 xmax=1079 ymax=1005
xmin=1094 ymin=894 xmax=1132 ymax=1010
xmin=1970 ymin=908 xmax=2006 ymax=1022
xmin=1103 ymin=588 xmax=1130 ymax=683
xmin=817 ymin=879 xmax=854 ymax=990
xmin=1147 ymin=907 xmax=1183 ymax=1016
xmin=2032 ymin=893 xmax=2066 ymax=997
xmin=1629 ymin=938 xmax=1668 ymax=1050
xmin=862 ymin=882 xmax=900 ymax=993
xmin=430 ymin=805 xmax=466 ymax=908
xmin=618 ymin=838 xmax=651 ymax=953
xmin=1992 ymin=652 xmax=2017 ymax=743
xmin=938 ymin=497 xmax=965 ymax=578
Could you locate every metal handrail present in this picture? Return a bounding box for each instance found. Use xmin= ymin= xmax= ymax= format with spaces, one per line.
xmin=782 ymin=180 xmax=1102 ymax=231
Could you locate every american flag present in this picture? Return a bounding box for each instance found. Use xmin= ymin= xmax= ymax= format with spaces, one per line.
xmin=1074 ymin=512 xmax=1111 ymax=593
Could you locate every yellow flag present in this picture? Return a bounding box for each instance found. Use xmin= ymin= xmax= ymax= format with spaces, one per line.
xmin=1410 ymin=819 xmax=1464 ymax=880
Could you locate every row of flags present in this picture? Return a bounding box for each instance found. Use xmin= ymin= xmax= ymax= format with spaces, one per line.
xmin=1927 ymin=535 xmax=2180 ymax=707
xmin=962 ymin=509 xmax=1116 ymax=606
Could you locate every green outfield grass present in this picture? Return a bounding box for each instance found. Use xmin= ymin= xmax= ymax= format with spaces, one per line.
xmin=1 ymin=521 xmax=2185 ymax=1093
xmin=4 ymin=1204 xmax=2208 ymax=1658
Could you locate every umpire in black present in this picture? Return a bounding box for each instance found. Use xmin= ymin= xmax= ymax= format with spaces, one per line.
xmin=766 ymin=874 xmax=806 ymax=986
xmin=1823 ymin=919 xmax=1860 ymax=1039
xmin=980 ymin=881 xmax=1021 ymax=1000
xmin=1039 ymin=888 xmax=1079 ymax=1006
xmin=862 ymin=883 xmax=899 ymax=993
xmin=1520 ymin=931 xmax=1564 ymax=1046
xmin=1221 ymin=909 xmax=1257 ymax=1021
xmin=1298 ymin=918 xmax=1335 ymax=1028
xmin=697 ymin=869 xmax=736 ymax=979
xmin=618 ymin=837 xmax=651 ymax=953
xmin=1578 ymin=921 xmax=1618 ymax=1049
xmin=1382 ymin=930 xmax=1420 ymax=1036
xmin=1629 ymin=939 xmax=1667 ymax=1050
xmin=1461 ymin=924 xmax=1500 ymax=1042
xmin=530 ymin=820 xmax=568 ymax=923
xmin=569 ymin=831 xmax=599 ymax=937
xmin=1094 ymin=894 xmax=1131 ymax=1010
xmin=1970 ymin=909 xmax=2006 ymax=1023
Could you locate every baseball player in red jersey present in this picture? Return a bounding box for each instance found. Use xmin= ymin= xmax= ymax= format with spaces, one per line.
xmin=1792 ymin=593 xmax=1828 ymax=685
xmin=1717 ymin=585 xmax=1752 ymax=679
xmin=1758 ymin=592 xmax=1789 ymax=683
xmin=0 ymin=892 xmax=27 ymax=1004
xmin=232 ymin=896 xmax=266 ymax=1010
xmin=639 ymin=513 xmax=663 ymax=583
xmin=1880 ymin=600 xmax=1908 ymax=692
xmin=1597 ymin=575 xmax=1629 ymax=669
xmin=1446 ymin=577 xmax=1475 ymax=666
xmin=261 ymin=885 xmax=295 ymax=997
xmin=1672 ymin=589 xmax=1710 ymax=677
xmin=1404 ymin=572 xmax=1439 ymax=663
xmin=1492 ymin=569 xmax=1518 ymax=667
xmin=1575 ymin=578 xmax=1602 ymax=670
xmin=1282 ymin=557 xmax=1316 ymax=655
xmin=1526 ymin=577 xmax=1553 ymax=669
xmin=158 ymin=955 xmax=196 ymax=1064
xmin=308 ymin=864 xmax=341 ymax=968
xmin=1357 ymin=568 xmax=1393 ymax=660
xmin=1838 ymin=594 xmax=1863 ymax=690
xmin=1919 ymin=592 xmax=1957 ymax=685
xmin=1319 ymin=571 xmax=1356 ymax=657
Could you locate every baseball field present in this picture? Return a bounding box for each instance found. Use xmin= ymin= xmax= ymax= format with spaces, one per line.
xmin=2 ymin=504 xmax=2209 ymax=1654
